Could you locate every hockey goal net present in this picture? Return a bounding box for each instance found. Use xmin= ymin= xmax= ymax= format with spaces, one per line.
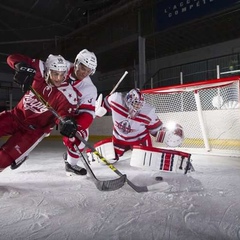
xmin=142 ymin=76 xmax=240 ymax=157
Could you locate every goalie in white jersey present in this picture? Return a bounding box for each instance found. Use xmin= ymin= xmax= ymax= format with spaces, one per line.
xmin=103 ymin=88 xmax=163 ymax=159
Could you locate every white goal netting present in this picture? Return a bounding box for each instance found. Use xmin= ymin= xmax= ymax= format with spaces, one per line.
xmin=142 ymin=76 xmax=240 ymax=157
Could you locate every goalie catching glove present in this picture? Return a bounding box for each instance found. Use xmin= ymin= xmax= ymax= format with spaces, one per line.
xmin=156 ymin=123 xmax=184 ymax=147
xmin=14 ymin=62 xmax=36 ymax=93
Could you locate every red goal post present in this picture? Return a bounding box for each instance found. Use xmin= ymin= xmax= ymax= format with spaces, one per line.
xmin=141 ymin=76 xmax=240 ymax=157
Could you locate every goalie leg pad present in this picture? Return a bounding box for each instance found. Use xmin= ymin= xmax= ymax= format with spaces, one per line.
xmin=130 ymin=145 xmax=193 ymax=174
xmin=94 ymin=138 xmax=116 ymax=160
xmin=87 ymin=138 xmax=116 ymax=163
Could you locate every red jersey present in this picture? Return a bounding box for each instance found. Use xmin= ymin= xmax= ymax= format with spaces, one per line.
xmin=7 ymin=54 xmax=78 ymax=131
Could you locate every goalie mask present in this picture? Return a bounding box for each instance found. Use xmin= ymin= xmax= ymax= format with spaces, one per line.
xmin=125 ymin=88 xmax=145 ymax=118
xmin=45 ymin=54 xmax=68 ymax=84
xmin=74 ymin=49 xmax=97 ymax=76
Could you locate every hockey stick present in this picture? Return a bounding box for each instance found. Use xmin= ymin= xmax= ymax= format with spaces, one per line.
xmin=74 ymin=132 xmax=148 ymax=192
xmin=29 ymin=86 xmax=126 ymax=191
xmin=109 ymin=71 xmax=128 ymax=95
xmin=74 ymin=146 xmax=126 ymax=191
xmin=29 ymin=86 xmax=149 ymax=192
xmin=95 ymin=71 xmax=128 ymax=117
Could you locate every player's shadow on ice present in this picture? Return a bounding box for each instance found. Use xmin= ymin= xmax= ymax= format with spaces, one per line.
xmin=161 ymin=173 xmax=204 ymax=194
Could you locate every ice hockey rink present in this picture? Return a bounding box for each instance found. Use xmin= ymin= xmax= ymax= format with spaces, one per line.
xmin=0 ymin=137 xmax=240 ymax=240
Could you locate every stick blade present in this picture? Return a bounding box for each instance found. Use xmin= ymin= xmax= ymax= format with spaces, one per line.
xmin=126 ymin=179 xmax=148 ymax=193
xmin=96 ymin=174 xmax=127 ymax=191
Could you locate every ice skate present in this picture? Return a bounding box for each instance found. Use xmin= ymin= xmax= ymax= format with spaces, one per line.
xmin=11 ymin=156 xmax=28 ymax=170
xmin=63 ymin=152 xmax=87 ymax=176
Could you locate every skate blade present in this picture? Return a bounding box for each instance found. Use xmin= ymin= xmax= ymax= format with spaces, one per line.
xmin=65 ymin=171 xmax=87 ymax=176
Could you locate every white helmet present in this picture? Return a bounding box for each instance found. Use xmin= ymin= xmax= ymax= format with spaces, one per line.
xmin=125 ymin=88 xmax=145 ymax=118
xmin=45 ymin=54 xmax=68 ymax=81
xmin=74 ymin=49 xmax=97 ymax=75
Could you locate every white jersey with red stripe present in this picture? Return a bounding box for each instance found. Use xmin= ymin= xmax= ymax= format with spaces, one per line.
xmin=68 ymin=67 xmax=97 ymax=119
xmin=63 ymin=67 xmax=98 ymax=159
xmin=105 ymin=92 xmax=163 ymax=144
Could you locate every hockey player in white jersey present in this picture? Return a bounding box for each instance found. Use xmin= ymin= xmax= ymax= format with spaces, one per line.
xmin=103 ymin=88 xmax=164 ymax=159
xmin=62 ymin=49 xmax=98 ymax=176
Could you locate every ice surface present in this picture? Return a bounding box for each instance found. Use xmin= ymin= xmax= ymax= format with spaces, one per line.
xmin=0 ymin=138 xmax=240 ymax=240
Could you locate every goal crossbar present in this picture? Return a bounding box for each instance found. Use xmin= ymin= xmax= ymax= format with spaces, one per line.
xmin=142 ymin=75 xmax=240 ymax=94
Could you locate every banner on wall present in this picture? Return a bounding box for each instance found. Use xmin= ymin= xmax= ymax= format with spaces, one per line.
xmin=156 ymin=0 xmax=240 ymax=31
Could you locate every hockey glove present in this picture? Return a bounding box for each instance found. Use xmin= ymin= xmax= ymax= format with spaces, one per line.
xmin=63 ymin=128 xmax=87 ymax=151
xmin=14 ymin=62 xmax=36 ymax=93
xmin=60 ymin=117 xmax=77 ymax=138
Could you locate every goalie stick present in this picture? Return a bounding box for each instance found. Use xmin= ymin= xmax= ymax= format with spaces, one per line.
xmin=29 ymin=86 xmax=126 ymax=192
xmin=95 ymin=71 xmax=128 ymax=118
xmin=109 ymin=71 xmax=128 ymax=95
xmin=29 ymin=86 xmax=149 ymax=193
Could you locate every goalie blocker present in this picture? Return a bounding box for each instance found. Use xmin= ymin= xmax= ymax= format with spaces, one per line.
xmin=130 ymin=145 xmax=194 ymax=174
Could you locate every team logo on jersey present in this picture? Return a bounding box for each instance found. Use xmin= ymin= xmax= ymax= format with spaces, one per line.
xmin=23 ymin=92 xmax=48 ymax=113
xmin=116 ymin=120 xmax=132 ymax=134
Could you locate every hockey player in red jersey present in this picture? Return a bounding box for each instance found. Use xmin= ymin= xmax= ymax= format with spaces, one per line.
xmin=62 ymin=49 xmax=98 ymax=176
xmin=0 ymin=54 xmax=79 ymax=172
